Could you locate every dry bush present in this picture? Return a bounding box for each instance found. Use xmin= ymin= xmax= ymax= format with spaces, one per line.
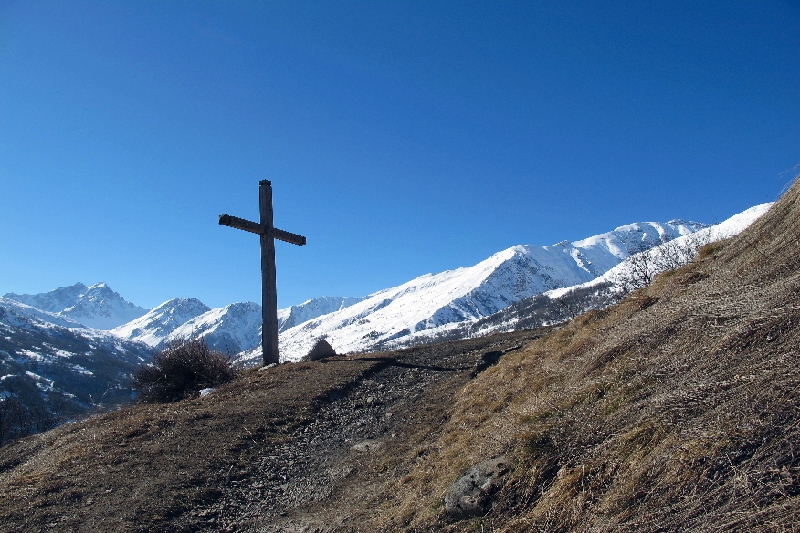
xmin=132 ymin=338 xmax=235 ymax=403
xmin=616 ymin=231 xmax=711 ymax=294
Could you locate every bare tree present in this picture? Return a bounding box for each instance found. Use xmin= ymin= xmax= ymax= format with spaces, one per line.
xmin=653 ymin=232 xmax=711 ymax=272
xmin=615 ymin=231 xmax=712 ymax=294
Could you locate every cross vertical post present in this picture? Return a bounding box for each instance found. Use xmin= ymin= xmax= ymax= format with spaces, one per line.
xmin=259 ymin=180 xmax=279 ymax=365
xmin=219 ymin=180 xmax=306 ymax=366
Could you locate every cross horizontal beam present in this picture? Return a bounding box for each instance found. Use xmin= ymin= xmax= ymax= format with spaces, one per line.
xmin=219 ymin=214 xmax=307 ymax=246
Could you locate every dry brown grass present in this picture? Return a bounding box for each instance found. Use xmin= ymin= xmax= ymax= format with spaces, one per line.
xmin=2 ymin=181 xmax=799 ymax=532
xmin=374 ymin=179 xmax=800 ymax=532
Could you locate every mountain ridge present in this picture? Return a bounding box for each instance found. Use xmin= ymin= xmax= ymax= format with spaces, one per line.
xmin=0 ymin=180 xmax=796 ymax=531
xmin=3 ymin=282 xmax=148 ymax=330
xmin=268 ymin=219 xmax=711 ymax=361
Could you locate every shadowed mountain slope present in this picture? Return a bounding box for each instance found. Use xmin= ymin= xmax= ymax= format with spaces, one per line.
xmin=0 ymin=180 xmax=798 ymax=532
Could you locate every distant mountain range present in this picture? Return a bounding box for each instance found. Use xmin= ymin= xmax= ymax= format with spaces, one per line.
xmin=3 ymin=282 xmax=148 ymax=329
xmin=264 ymin=219 xmax=714 ymax=362
xmin=107 ymin=297 xmax=367 ymax=354
xmin=99 ymin=218 xmax=710 ymax=362
xmin=0 ymin=297 xmax=154 ymax=430
xmin=0 ymin=203 xmax=773 ymax=437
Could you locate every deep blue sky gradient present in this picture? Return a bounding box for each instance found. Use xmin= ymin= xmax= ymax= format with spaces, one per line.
xmin=1 ymin=1 xmax=798 ymax=309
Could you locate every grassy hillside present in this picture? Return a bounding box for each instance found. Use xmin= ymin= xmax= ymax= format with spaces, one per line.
xmin=0 ymin=179 xmax=798 ymax=533
xmin=377 ymin=179 xmax=800 ymax=531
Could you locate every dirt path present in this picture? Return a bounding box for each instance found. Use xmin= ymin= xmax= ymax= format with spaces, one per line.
xmin=178 ymin=329 xmax=545 ymax=533
xmin=0 ymin=328 xmax=550 ymax=533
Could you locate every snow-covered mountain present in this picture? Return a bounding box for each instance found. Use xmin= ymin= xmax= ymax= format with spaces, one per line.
xmin=110 ymin=298 xmax=211 ymax=348
xmin=2 ymin=283 xmax=88 ymax=314
xmin=277 ymin=296 xmax=366 ymax=332
xmin=233 ymin=219 xmax=708 ymax=363
xmin=7 ymin=209 xmax=766 ymax=370
xmin=3 ymin=282 xmax=148 ymax=329
xmin=165 ymin=302 xmax=263 ymax=354
xmin=404 ymin=203 xmax=775 ymax=344
xmin=0 ymin=297 xmax=89 ymax=330
xmin=0 ymin=297 xmax=155 ymax=424
xmin=548 ymin=203 xmax=774 ymax=299
xmin=109 ymin=296 xmax=365 ymax=352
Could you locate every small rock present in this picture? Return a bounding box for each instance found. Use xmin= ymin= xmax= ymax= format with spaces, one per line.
xmin=303 ymin=339 xmax=337 ymax=361
xmin=199 ymin=388 xmax=215 ymax=397
xmin=351 ymin=439 xmax=382 ymax=453
xmin=444 ymin=456 xmax=510 ymax=521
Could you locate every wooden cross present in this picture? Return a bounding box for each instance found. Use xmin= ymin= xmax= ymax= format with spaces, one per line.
xmin=219 ymin=180 xmax=306 ymax=365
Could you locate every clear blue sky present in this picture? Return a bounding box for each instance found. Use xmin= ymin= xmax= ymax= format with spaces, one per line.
xmin=1 ymin=1 xmax=798 ymax=310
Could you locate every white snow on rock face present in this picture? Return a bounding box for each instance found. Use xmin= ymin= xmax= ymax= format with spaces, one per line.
xmin=110 ymin=298 xmax=211 ymax=348
xmin=546 ymin=203 xmax=774 ymax=299
xmin=166 ymin=302 xmax=263 ymax=355
xmin=3 ymin=282 xmax=148 ymax=330
xmin=277 ymin=296 xmax=366 ymax=332
xmin=0 ymin=297 xmax=92 ymax=330
xmin=242 ymin=220 xmax=708 ymax=364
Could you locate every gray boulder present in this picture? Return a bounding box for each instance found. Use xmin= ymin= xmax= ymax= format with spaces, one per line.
xmin=303 ymin=339 xmax=337 ymax=361
xmin=444 ymin=456 xmax=510 ymax=521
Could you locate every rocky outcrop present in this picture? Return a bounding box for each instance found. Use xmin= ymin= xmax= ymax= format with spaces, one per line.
xmin=444 ymin=456 xmax=510 ymax=521
xmin=303 ymin=338 xmax=337 ymax=361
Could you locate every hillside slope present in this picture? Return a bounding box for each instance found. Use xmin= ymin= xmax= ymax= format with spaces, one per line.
xmin=0 ymin=299 xmax=155 ymax=445
xmin=375 ymin=181 xmax=800 ymax=531
xmin=0 ymin=181 xmax=797 ymax=532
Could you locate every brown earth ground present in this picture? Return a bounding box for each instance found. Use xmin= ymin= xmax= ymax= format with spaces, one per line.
xmin=2 ymin=179 xmax=800 ymax=532
xmin=0 ymin=326 xmax=553 ymax=533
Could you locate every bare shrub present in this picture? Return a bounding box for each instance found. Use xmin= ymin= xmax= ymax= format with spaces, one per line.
xmin=132 ymin=338 xmax=235 ymax=403
xmin=617 ymin=231 xmax=711 ymax=294
xmin=654 ymin=231 xmax=711 ymax=271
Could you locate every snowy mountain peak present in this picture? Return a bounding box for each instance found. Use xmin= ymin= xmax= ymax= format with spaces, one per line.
xmin=3 ymin=283 xmax=88 ymax=314
xmin=3 ymin=282 xmax=147 ymax=329
xmin=110 ymin=295 xmax=367 ymax=352
xmin=110 ymin=298 xmax=211 ymax=348
xmin=266 ymin=217 xmax=712 ymax=363
xmin=165 ymin=302 xmax=262 ymax=354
